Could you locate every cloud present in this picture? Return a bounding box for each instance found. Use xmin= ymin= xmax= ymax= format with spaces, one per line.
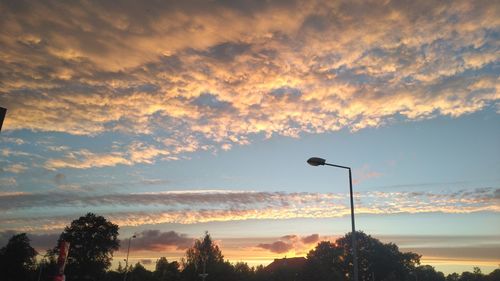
xmin=257 ymin=241 xmax=293 ymax=254
xmin=130 ymin=230 xmax=194 ymax=251
xmin=0 ymin=177 xmax=17 ymax=188
xmin=44 ymin=149 xmax=132 ymax=170
xmin=1 ymin=188 xmax=497 ymax=232
xmin=0 ymin=137 xmax=26 ymax=145
xmin=257 ymin=233 xmax=320 ymax=254
xmin=1 ymin=163 xmax=28 ymax=174
xmin=54 ymin=173 xmax=65 ymax=184
xmin=301 ymin=234 xmax=320 ymax=244
xmin=0 ymin=230 xmax=59 ymax=251
xmin=0 ymin=0 xmax=497 ymax=169
xmin=353 ymin=165 xmax=383 ymax=184
xmin=42 ymin=142 xmax=175 ymax=170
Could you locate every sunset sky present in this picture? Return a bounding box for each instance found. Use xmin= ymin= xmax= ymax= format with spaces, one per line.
xmin=0 ymin=0 xmax=499 ymax=275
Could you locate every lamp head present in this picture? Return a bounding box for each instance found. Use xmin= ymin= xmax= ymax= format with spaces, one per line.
xmin=307 ymin=157 xmax=326 ymax=166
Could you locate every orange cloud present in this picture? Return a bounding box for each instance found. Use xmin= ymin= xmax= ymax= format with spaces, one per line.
xmin=0 ymin=0 xmax=498 ymax=169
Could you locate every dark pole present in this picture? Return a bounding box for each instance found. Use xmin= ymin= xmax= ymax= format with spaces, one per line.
xmin=123 ymin=235 xmax=135 ymax=281
xmin=308 ymin=157 xmax=359 ymax=281
xmin=123 ymin=237 xmax=132 ymax=281
xmin=348 ymin=168 xmax=359 ymax=281
xmin=324 ymin=163 xmax=358 ymax=281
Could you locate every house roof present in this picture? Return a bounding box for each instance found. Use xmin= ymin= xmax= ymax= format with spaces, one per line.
xmin=266 ymin=257 xmax=307 ymax=272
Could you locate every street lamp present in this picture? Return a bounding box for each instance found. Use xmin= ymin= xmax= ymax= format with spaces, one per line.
xmin=307 ymin=157 xmax=359 ymax=281
xmin=198 ymin=255 xmax=208 ymax=281
xmin=123 ymin=235 xmax=136 ymax=281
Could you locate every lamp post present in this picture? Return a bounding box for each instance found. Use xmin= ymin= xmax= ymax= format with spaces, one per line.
xmin=307 ymin=157 xmax=359 ymax=281
xmin=198 ymin=256 xmax=208 ymax=281
xmin=123 ymin=235 xmax=136 ymax=281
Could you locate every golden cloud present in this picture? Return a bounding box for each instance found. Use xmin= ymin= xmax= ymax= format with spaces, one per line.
xmin=0 ymin=0 xmax=498 ymax=168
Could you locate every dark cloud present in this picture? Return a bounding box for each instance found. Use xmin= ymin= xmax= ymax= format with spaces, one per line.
xmin=281 ymin=234 xmax=298 ymax=241
xmin=0 ymin=190 xmax=293 ymax=211
xmin=203 ymin=42 xmax=252 ymax=62
xmin=54 ymin=173 xmax=65 ymax=184
xmin=269 ymin=87 xmax=302 ymax=101
xmin=0 ymin=231 xmax=59 ymax=251
xmin=0 ymin=188 xmax=498 ymax=231
xmin=131 ymin=230 xmax=193 ymax=251
xmin=257 ymin=233 xmax=320 ymax=253
xmin=301 ymin=14 xmax=329 ymax=32
xmin=257 ymin=241 xmax=293 ymax=254
xmin=403 ymin=246 xmax=500 ymax=261
xmin=2 ymin=188 xmax=498 ymax=212
xmin=191 ymin=93 xmax=234 ymax=111
xmin=301 ymin=234 xmax=319 ymax=244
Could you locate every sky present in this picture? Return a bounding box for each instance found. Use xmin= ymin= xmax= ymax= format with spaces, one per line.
xmin=0 ymin=0 xmax=499 ymax=275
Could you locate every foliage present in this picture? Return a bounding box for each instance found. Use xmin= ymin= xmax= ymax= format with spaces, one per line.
xmin=154 ymin=257 xmax=181 ymax=281
xmin=3 ymin=216 xmax=499 ymax=281
xmin=0 ymin=233 xmax=38 ymax=281
xmin=303 ymin=241 xmax=344 ymax=281
xmin=414 ymin=265 xmax=446 ymax=281
xmin=182 ymin=232 xmax=235 ymax=281
xmin=334 ymin=231 xmax=421 ymax=281
xmin=34 ymin=253 xmax=59 ymax=281
xmin=55 ymin=212 xmax=120 ymax=281
xmin=129 ymin=262 xmax=156 ymax=281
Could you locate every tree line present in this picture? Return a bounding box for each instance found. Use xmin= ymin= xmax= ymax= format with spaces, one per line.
xmin=0 ymin=213 xmax=498 ymax=281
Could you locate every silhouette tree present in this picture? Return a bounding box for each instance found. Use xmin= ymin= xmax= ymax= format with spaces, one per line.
xmin=182 ymin=232 xmax=235 ymax=281
xmin=154 ymin=257 xmax=181 ymax=281
xmin=486 ymin=268 xmax=500 ymax=281
xmin=129 ymin=262 xmax=155 ymax=281
xmin=54 ymin=213 xmax=119 ymax=281
xmin=303 ymin=241 xmax=344 ymax=281
xmin=446 ymin=272 xmax=461 ymax=281
xmin=233 ymin=262 xmax=254 ymax=281
xmin=0 ymin=233 xmax=37 ymax=281
xmin=35 ymin=253 xmax=60 ymax=281
xmin=254 ymin=264 xmax=270 ymax=281
xmin=414 ymin=265 xmax=446 ymax=281
xmin=336 ymin=231 xmax=421 ymax=281
xmin=457 ymin=268 xmax=487 ymax=281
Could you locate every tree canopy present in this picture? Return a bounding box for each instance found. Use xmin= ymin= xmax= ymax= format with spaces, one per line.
xmin=304 ymin=241 xmax=344 ymax=281
xmin=0 ymin=233 xmax=37 ymax=281
xmin=154 ymin=257 xmax=181 ymax=281
xmin=306 ymin=231 xmax=421 ymax=281
xmin=55 ymin=212 xmax=120 ymax=281
xmin=182 ymin=232 xmax=235 ymax=281
xmin=2 ymin=215 xmax=499 ymax=281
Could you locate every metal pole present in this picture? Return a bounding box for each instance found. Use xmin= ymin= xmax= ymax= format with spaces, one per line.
xmin=124 ymin=238 xmax=132 ymax=281
xmin=324 ymin=163 xmax=359 ymax=281
xmin=37 ymin=262 xmax=43 ymax=281
xmin=199 ymin=256 xmax=208 ymax=281
xmin=348 ymin=168 xmax=359 ymax=281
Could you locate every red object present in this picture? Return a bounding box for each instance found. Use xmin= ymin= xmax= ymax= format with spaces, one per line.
xmin=54 ymin=241 xmax=70 ymax=281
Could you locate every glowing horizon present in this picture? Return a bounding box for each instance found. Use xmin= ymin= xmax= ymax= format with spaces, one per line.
xmin=0 ymin=0 xmax=499 ymax=276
